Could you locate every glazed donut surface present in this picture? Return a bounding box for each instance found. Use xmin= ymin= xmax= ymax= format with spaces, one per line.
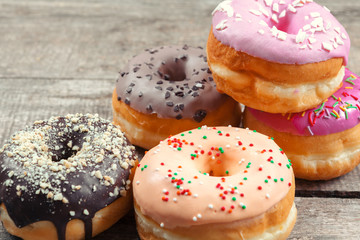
xmin=0 ymin=113 xmax=137 ymax=240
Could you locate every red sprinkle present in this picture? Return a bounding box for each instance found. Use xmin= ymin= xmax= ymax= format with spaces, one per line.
xmin=221 ymin=206 xmax=226 ymax=211
xmin=258 ymin=186 xmax=262 ymax=190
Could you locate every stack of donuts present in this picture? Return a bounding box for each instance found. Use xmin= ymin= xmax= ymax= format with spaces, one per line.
xmin=207 ymin=0 xmax=360 ymax=181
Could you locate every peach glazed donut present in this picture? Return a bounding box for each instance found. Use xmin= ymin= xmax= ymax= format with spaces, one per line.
xmin=207 ymin=0 xmax=350 ymax=113
xmin=0 ymin=113 xmax=137 ymax=240
xmin=133 ymin=126 xmax=296 ymax=240
xmin=113 ymin=45 xmax=241 ymax=149
xmin=245 ymin=69 xmax=360 ymax=180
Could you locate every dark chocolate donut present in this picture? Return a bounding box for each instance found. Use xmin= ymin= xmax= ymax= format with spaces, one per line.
xmin=0 ymin=113 xmax=136 ymax=240
xmin=115 ymin=45 xmax=228 ymax=122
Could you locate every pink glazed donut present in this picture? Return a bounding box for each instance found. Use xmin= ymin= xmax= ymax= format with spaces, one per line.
xmin=133 ymin=126 xmax=296 ymax=240
xmin=207 ymin=0 xmax=350 ymax=113
xmin=245 ymin=69 xmax=360 ymax=180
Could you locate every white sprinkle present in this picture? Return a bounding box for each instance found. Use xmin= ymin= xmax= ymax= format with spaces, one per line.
xmin=249 ymin=9 xmax=261 ymax=16
xmin=310 ymin=12 xmax=320 ymax=18
xmin=259 ymin=7 xmax=270 ymax=17
xmin=288 ymin=5 xmax=297 ymax=13
xmin=334 ymin=27 xmax=341 ymax=34
xmin=238 ymin=158 xmax=245 ymax=164
xmin=266 ymin=193 xmax=270 ymax=199
xmin=197 ymin=214 xmax=202 ymax=219
xmin=212 ymin=0 xmax=233 ymax=17
xmin=326 ymin=21 xmax=332 ymax=30
xmin=83 ymin=209 xmax=89 ymax=215
xmin=279 ymin=0 xmax=286 ymax=4
xmin=226 ymin=144 xmax=231 ymax=148
xmin=303 ymin=24 xmax=311 ymax=31
xmin=162 ymin=189 xmax=168 ymax=193
xmin=322 ymin=42 xmax=332 ymax=52
xmin=155 ymin=168 xmax=160 ymax=171
xmin=307 ymin=126 xmax=314 ymax=136
xmin=277 ymin=31 xmax=287 ymax=41
xmin=8 ymin=171 xmax=14 ymax=178
xmin=208 ymin=204 xmax=214 ymax=209
xmin=258 ymin=29 xmax=264 ymax=35
xmin=195 ymin=83 xmax=203 ymax=88
xmin=211 ymin=156 xmax=215 ymax=160
xmin=323 ymin=6 xmax=331 ymax=13
xmin=160 ymin=222 xmax=164 ymax=228
xmin=279 ymin=10 xmax=286 ymax=18
xmin=173 ymin=198 xmax=177 ymax=202
xmin=259 ymin=20 xmax=268 ymax=27
xmin=272 ymin=3 xmax=279 ymax=13
xmin=69 ymin=211 xmax=75 ymax=216
xmin=192 ymin=216 xmax=198 ymax=221
xmin=308 ymin=44 xmax=313 ymax=49
xmin=136 ymin=181 xmax=140 ymax=185
xmin=335 ymin=36 xmax=344 ymax=45
xmin=193 ymin=194 xmax=198 ymax=198
xmin=333 ymin=42 xmax=338 ymax=49
xmin=239 ymin=202 xmax=245 ymax=207
xmin=215 ymin=20 xmax=228 ymax=31
xmin=271 ymin=26 xmax=279 ymax=37
xmin=296 ymin=29 xmax=306 ymax=43
xmin=271 ymin=14 xmax=279 ymax=23
xmin=264 ymin=0 xmax=273 ymax=7
xmin=341 ymin=33 xmax=348 ymax=40
xmin=308 ymin=37 xmax=317 ymax=44
xmin=299 ymin=45 xmax=307 ymax=50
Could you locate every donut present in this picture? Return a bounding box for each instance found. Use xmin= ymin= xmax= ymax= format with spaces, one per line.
xmin=112 ymin=45 xmax=241 ymax=149
xmin=244 ymin=69 xmax=360 ymax=180
xmin=207 ymin=0 xmax=350 ymax=113
xmin=0 ymin=113 xmax=137 ymax=240
xmin=133 ymin=126 xmax=296 ymax=240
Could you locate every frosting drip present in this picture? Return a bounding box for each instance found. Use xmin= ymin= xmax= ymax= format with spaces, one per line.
xmin=115 ymin=45 xmax=229 ymax=121
xmin=133 ymin=126 xmax=293 ymax=229
xmin=212 ymin=0 xmax=350 ymax=64
xmin=0 ymin=114 xmax=136 ymax=240
xmin=248 ymin=69 xmax=360 ymax=136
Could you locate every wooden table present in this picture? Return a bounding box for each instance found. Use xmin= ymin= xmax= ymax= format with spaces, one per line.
xmin=0 ymin=0 xmax=359 ymax=239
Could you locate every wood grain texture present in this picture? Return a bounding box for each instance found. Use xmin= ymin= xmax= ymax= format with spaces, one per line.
xmin=0 ymin=0 xmax=359 ymax=239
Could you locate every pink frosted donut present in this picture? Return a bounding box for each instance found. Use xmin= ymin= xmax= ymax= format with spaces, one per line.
xmin=244 ymin=69 xmax=360 ymax=180
xmin=207 ymin=0 xmax=351 ymax=113
xmin=133 ymin=126 xmax=296 ymax=240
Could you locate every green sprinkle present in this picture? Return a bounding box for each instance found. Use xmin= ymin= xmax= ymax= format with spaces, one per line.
xmin=203 ymin=173 xmax=207 ymax=175
xmin=176 ymin=185 xmax=180 ymax=189
xmin=314 ymin=102 xmax=325 ymax=112
xmin=246 ymin=165 xmax=250 ymax=168
xmin=288 ymin=159 xmax=291 ymax=162
xmin=232 ymin=197 xmax=236 ymax=201
xmin=141 ymin=168 xmax=144 ymax=171
xmin=332 ymin=101 xmax=339 ymax=107
xmin=279 ymin=148 xmax=283 ymax=151
xmin=203 ymin=136 xmax=207 ymax=139
xmin=331 ymin=112 xmax=337 ymax=118
xmin=243 ymin=177 xmax=248 ymax=180
xmin=181 ymin=177 xmax=184 ymax=180
xmin=188 ymin=131 xmax=192 ymax=134
xmin=172 ymin=177 xmax=175 ymax=180
xmin=174 ymin=172 xmax=178 ymax=176
xmin=144 ymin=165 xmax=148 ymax=168
xmin=181 ymin=133 xmax=185 ymax=136
xmin=280 ymin=178 xmax=284 ymax=181
xmin=270 ymin=160 xmax=274 ymax=163
xmin=188 ymin=181 xmax=191 ymax=183
xmin=219 ymin=147 xmax=224 ymax=153
xmin=286 ymin=164 xmax=290 ymax=169
xmin=197 ymin=127 xmax=201 ymax=130
xmin=253 ymin=130 xmax=257 ymax=132
xmin=242 ymin=205 xmax=246 ymax=209
xmin=331 ymin=95 xmax=337 ymax=100
xmin=274 ymin=179 xmax=278 ymax=183
xmin=177 ymin=147 xmax=181 ymax=151
xmin=226 ymin=170 xmax=229 ymax=174
xmin=345 ymin=110 xmax=348 ymax=120
xmin=265 ymin=179 xmax=268 ymax=183
xmin=271 ymin=137 xmax=274 ymax=140
xmin=234 ymin=186 xmax=238 ymax=189
xmin=217 ymin=130 xmax=222 ymax=133
xmin=345 ymin=77 xmax=355 ymax=85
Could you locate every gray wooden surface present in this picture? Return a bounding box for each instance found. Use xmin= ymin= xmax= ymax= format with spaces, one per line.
xmin=0 ymin=0 xmax=359 ymax=239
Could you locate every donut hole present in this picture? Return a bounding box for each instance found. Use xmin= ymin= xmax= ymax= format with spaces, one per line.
xmin=50 ymin=137 xmax=84 ymax=162
xmin=196 ymin=153 xmax=242 ymax=177
xmin=158 ymin=57 xmax=186 ymax=82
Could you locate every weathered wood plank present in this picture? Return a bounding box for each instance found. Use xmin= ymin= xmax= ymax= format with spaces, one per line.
xmin=0 ymin=0 xmax=358 ymax=79
xmin=0 ymin=197 xmax=359 ymax=239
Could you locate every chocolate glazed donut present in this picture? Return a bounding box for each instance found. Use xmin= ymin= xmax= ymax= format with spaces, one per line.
xmin=0 ymin=113 xmax=137 ymax=240
xmin=113 ymin=45 xmax=241 ymax=149
xmin=116 ymin=45 xmax=226 ymax=121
